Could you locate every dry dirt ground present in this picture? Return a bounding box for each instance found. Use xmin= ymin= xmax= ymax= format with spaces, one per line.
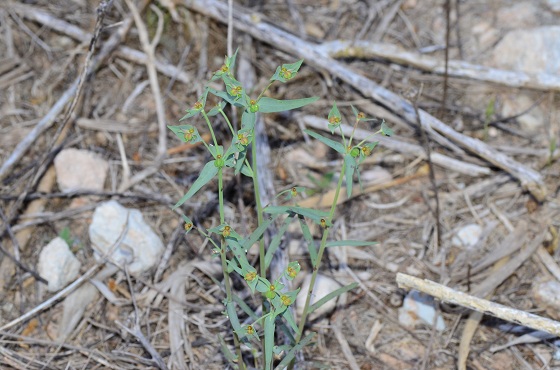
xmin=1 ymin=0 xmax=560 ymax=369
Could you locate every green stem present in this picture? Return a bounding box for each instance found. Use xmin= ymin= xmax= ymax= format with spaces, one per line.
xmin=218 ymin=168 xmax=245 ymax=369
xmin=256 ymin=81 xmax=274 ymax=102
xmin=202 ymin=111 xmax=219 ymax=147
xmin=219 ymin=108 xmax=236 ymax=136
xmin=294 ymin=160 xmax=346 ymax=344
xmin=347 ymin=119 xmax=360 ymax=147
xmin=250 ymin=133 xmax=266 ymax=278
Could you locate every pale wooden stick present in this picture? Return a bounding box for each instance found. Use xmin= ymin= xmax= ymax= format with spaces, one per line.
xmin=316 ymin=40 xmax=560 ymax=92
xmin=119 ymin=1 xmax=167 ymax=192
xmin=396 ymin=273 xmax=560 ymax=337
xmin=182 ymin=0 xmax=547 ymax=201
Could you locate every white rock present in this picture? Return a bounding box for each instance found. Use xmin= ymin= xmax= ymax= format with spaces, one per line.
xmin=54 ymin=148 xmax=108 ymax=192
xmin=398 ymin=290 xmax=445 ymax=331
xmin=546 ymin=0 xmax=560 ymax=13
xmin=496 ymin=2 xmax=538 ymax=29
xmin=38 ymin=237 xmax=81 ymax=292
xmin=89 ymin=200 xmax=164 ymax=275
xmin=360 ymin=166 xmax=392 ymax=184
xmin=296 ymin=274 xmax=341 ymax=320
xmin=489 ymin=27 xmax=560 ymax=75
xmin=451 ymin=223 xmax=482 ymax=249
xmin=533 ymin=279 xmax=560 ymax=320
xmin=500 ymin=94 xmax=544 ymax=133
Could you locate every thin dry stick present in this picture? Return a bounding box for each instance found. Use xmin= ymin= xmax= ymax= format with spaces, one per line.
xmin=396 ymin=273 xmax=560 ymax=337
xmin=315 ymin=40 xmax=560 ymax=92
xmin=119 ymin=1 xmax=167 ymax=192
xmin=182 ymin=0 xmax=546 ymax=201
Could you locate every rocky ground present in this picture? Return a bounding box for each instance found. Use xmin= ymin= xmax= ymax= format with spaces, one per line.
xmin=1 ymin=0 xmax=560 ymax=369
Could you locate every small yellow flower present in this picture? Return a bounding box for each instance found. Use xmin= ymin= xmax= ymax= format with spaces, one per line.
xmin=357 ymin=112 xmax=366 ymax=120
xmin=287 ymin=266 xmax=297 ymax=279
xmin=280 ymin=67 xmax=292 ymax=79
xmin=231 ymin=86 xmax=242 ymax=96
xmin=184 ymin=222 xmax=193 ymax=231
xmin=320 ymin=218 xmax=327 ymax=228
xmin=193 ymin=101 xmax=203 ymax=110
xmin=281 ymin=295 xmax=292 ymax=306
xmin=220 ymin=64 xmax=229 ymax=73
xmin=290 ymin=187 xmax=297 ymax=197
xmin=246 ymin=325 xmax=254 ymax=335
xmin=238 ymin=133 xmax=249 ymax=146
xmin=361 ymin=146 xmax=372 ymax=156
xmin=222 ymin=225 xmax=231 ymax=237
xmin=245 ymin=271 xmax=257 ymax=282
xmin=184 ymin=128 xmax=195 ymax=141
xmin=328 ymin=116 xmax=341 ymax=125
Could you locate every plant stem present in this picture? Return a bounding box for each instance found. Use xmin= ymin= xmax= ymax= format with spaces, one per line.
xmin=202 ymin=111 xmax=219 ymax=147
xmin=219 ymin=108 xmax=236 ymax=136
xmin=218 ymin=168 xmax=245 ymax=369
xmin=250 ymin=133 xmax=266 ymax=278
xmin=294 ymin=160 xmax=347 ymax=344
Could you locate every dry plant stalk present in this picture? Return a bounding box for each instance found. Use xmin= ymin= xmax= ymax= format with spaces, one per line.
xmin=396 ymin=273 xmax=560 ymax=337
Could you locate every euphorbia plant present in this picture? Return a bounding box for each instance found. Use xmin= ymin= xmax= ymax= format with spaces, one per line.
xmin=168 ymin=50 xmax=392 ymax=369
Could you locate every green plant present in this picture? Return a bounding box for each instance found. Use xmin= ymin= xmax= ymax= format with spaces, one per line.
xmin=168 ymin=50 xmax=392 ymax=369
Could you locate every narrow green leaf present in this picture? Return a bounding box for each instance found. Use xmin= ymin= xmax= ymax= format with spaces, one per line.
xmin=344 ymin=154 xmax=357 ymax=199
xmin=258 ymin=96 xmax=318 ymax=113
xmin=265 ymin=215 xmax=294 ymax=269
xmin=274 ymin=333 xmax=316 ymax=370
xmin=282 ymin=307 xmax=299 ymax=333
xmin=226 ymin=301 xmax=243 ymax=335
xmin=264 ymin=315 xmax=275 ymax=370
xmin=218 ymin=334 xmax=238 ymax=365
xmin=233 ymin=294 xmax=259 ymax=321
xmin=304 ymin=129 xmax=346 ymax=154
xmin=227 ymin=239 xmax=251 ymax=271
xmin=325 ymin=240 xmax=378 ymax=248
xmin=241 ymin=216 xmax=277 ymax=250
xmin=173 ymin=161 xmax=218 ymax=209
xmin=308 ymin=282 xmax=358 ymax=315
xmin=380 ymin=121 xmax=394 ymax=136
xmin=298 ymin=216 xmax=318 ymax=266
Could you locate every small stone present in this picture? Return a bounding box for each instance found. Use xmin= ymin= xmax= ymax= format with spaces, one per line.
xmin=489 ymin=27 xmax=560 ymax=75
xmin=533 ymin=279 xmax=560 ymax=320
xmin=296 ymin=274 xmax=341 ymax=320
xmin=451 ymin=224 xmax=482 ymax=249
xmin=55 ymin=149 xmax=108 ymax=192
xmin=500 ymin=94 xmax=544 ymax=133
xmin=38 ymin=237 xmax=81 ymax=292
xmin=89 ymin=200 xmax=164 ymax=275
xmin=398 ymin=290 xmax=445 ymax=331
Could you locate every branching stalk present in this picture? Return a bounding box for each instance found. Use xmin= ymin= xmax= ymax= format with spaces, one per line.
xmin=294 ymin=160 xmax=347 ymax=343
